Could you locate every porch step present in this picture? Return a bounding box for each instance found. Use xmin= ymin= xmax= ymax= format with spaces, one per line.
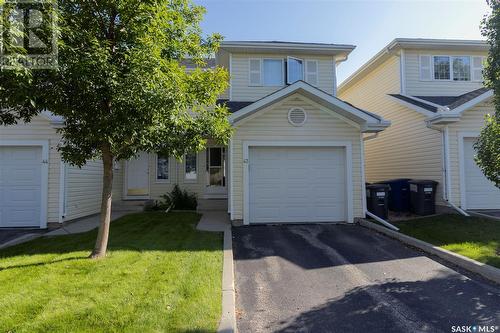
xmin=197 ymin=198 xmax=228 ymax=212
xmin=112 ymin=200 xmax=149 ymax=212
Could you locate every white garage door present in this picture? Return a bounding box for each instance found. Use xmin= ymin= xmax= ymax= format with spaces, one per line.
xmin=0 ymin=146 xmax=43 ymax=227
xmin=463 ymin=138 xmax=500 ymax=209
xmin=249 ymin=146 xmax=346 ymax=223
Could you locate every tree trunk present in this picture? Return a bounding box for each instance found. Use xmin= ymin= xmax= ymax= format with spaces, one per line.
xmin=89 ymin=145 xmax=114 ymax=259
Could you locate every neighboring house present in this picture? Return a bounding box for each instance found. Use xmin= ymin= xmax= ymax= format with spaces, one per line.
xmin=0 ymin=41 xmax=390 ymax=228
xmin=338 ymin=38 xmax=500 ymax=212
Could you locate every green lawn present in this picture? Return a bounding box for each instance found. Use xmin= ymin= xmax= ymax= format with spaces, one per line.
xmin=394 ymin=214 xmax=500 ymax=268
xmin=0 ymin=212 xmax=223 ymax=333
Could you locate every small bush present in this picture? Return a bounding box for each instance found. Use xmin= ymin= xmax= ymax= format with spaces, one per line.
xmin=161 ymin=185 xmax=198 ymax=210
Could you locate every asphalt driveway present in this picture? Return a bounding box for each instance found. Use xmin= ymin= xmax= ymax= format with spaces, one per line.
xmin=233 ymin=224 xmax=500 ymax=333
xmin=0 ymin=228 xmax=45 ymax=246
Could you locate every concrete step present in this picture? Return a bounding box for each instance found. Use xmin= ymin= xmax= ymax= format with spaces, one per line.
xmin=197 ymin=198 xmax=228 ymax=212
xmin=112 ymin=200 xmax=149 ymax=212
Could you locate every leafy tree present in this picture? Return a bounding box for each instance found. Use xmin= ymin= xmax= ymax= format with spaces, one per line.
xmin=0 ymin=0 xmax=231 ymax=258
xmin=475 ymin=0 xmax=500 ymax=188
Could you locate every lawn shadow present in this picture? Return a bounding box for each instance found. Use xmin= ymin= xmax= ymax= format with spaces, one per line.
xmin=0 ymin=212 xmax=222 ymax=261
xmin=0 ymin=256 xmax=86 ymax=271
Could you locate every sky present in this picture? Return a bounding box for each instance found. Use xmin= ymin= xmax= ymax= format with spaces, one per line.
xmin=195 ymin=0 xmax=489 ymax=84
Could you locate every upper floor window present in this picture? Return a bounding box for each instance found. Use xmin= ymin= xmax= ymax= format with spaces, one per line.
xmin=249 ymin=57 xmax=318 ymax=87
xmin=420 ymin=55 xmax=484 ymax=82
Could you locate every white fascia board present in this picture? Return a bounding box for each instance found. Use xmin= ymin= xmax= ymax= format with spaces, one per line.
xmin=229 ymin=81 xmax=385 ymax=126
xmin=449 ymin=89 xmax=493 ymax=115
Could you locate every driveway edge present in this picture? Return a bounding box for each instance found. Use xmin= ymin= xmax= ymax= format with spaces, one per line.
xmin=359 ymin=219 xmax=500 ymax=285
xmin=217 ymin=226 xmax=237 ymax=333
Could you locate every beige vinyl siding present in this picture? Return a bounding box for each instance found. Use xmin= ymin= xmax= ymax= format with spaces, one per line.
xmin=0 ymin=115 xmax=62 ymax=224
xmin=64 ymin=160 xmax=103 ymax=220
xmin=231 ymin=53 xmax=335 ymax=101
xmin=404 ymin=49 xmax=486 ymax=96
xmin=447 ymin=100 xmax=494 ymax=206
xmin=148 ymin=151 xmax=207 ymax=200
xmin=339 ymin=55 xmax=445 ymax=202
xmin=231 ymin=94 xmax=364 ymax=220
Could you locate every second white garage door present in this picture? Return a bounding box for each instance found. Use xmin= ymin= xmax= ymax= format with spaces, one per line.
xmin=463 ymin=138 xmax=500 ymax=209
xmin=249 ymin=146 xmax=346 ymax=223
xmin=0 ymin=146 xmax=43 ymax=227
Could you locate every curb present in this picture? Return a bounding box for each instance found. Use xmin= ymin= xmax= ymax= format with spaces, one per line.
xmin=217 ymin=226 xmax=237 ymax=333
xmin=0 ymin=233 xmax=43 ymax=250
xmin=359 ymin=219 xmax=500 ymax=285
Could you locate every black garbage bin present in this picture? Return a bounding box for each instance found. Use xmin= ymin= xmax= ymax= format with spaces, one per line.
xmin=378 ymin=178 xmax=411 ymax=212
xmin=366 ymin=183 xmax=390 ymax=219
xmin=408 ymin=180 xmax=438 ymax=215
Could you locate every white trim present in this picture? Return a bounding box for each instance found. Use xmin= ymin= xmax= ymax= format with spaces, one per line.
xmin=448 ymin=89 xmax=493 ymax=115
xmin=400 ymin=49 xmax=406 ymax=94
xmin=332 ymin=57 xmax=337 ymax=96
xmin=458 ymin=131 xmax=480 ymax=210
xmin=229 ymin=81 xmax=387 ymax=128
xmin=471 ymin=56 xmax=486 ymax=82
xmin=154 ymin=153 xmax=171 ymax=184
xmin=387 ymin=94 xmax=436 ymax=117
xmin=58 ymin=161 xmax=66 ymax=223
xmin=287 ymin=107 xmax=307 ymax=127
xmin=419 ymin=54 xmax=432 ymax=81
xmin=229 ymin=53 xmax=233 ymax=100
xmin=0 ymin=140 xmax=49 ymax=228
xmin=444 ymin=126 xmax=452 ymax=204
xmin=242 ymin=141 xmax=354 ymax=225
xmin=360 ymin=133 xmax=367 ymax=214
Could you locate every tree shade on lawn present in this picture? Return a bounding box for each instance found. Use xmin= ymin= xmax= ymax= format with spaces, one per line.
xmin=395 ymin=214 xmax=500 ymax=268
xmin=0 ymin=212 xmax=222 ymax=333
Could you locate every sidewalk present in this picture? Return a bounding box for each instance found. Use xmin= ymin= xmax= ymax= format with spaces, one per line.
xmin=0 ymin=211 xmax=132 ymax=250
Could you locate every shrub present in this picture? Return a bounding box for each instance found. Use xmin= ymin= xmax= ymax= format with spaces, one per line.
xmin=161 ymin=185 xmax=198 ymax=210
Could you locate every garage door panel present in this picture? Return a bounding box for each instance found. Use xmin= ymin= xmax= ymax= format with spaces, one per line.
xmin=463 ymin=138 xmax=500 ymax=209
xmin=249 ymin=146 xmax=346 ymax=223
xmin=0 ymin=146 xmax=43 ymax=227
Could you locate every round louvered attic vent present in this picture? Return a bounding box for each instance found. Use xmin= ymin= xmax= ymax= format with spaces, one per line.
xmin=288 ymin=107 xmax=307 ymax=126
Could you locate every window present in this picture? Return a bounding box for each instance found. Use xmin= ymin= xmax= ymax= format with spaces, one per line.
xmin=185 ymin=152 xmax=197 ymax=181
xmin=249 ymin=59 xmax=261 ymax=86
xmin=452 ymin=56 xmax=470 ymax=81
xmin=263 ymin=59 xmax=284 ymax=86
xmin=156 ymin=154 xmax=169 ymax=181
xmin=433 ymin=56 xmax=450 ymax=80
xmin=287 ymin=57 xmax=304 ymax=84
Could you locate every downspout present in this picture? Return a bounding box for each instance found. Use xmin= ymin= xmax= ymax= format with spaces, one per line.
xmin=360 ymin=133 xmax=400 ymax=231
xmin=426 ymin=122 xmax=469 ymax=216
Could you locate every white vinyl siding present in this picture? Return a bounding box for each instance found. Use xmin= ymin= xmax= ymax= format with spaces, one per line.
xmin=231 ymin=53 xmax=335 ymax=100
xmin=447 ymin=100 xmax=496 ymax=207
xmin=231 ymin=94 xmax=364 ymax=221
xmin=406 ymin=49 xmax=486 ymax=96
xmin=64 ymin=160 xmax=103 ymax=221
xmin=338 ymin=55 xmax=445 ymax=204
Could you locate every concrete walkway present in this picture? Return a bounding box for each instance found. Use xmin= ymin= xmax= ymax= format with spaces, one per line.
xmin=196 ymin=210 xmax=231 ymax=232
xmin=46 ymin=211 xmax=130 ymax=236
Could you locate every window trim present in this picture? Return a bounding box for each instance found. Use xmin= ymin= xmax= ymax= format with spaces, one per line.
xmin=451 ymin=55 xmax=471 ymax=82
xmin=262 ymin=58 xmax=285 ymax=87
xmin=155 ymin=153 xmax=170 ymax=184
xmin=286 ymin=56 xmax=304 ymax=84
xmin=184 ymin=151 xmax=198 ymax=183
xmin=248 ymin=58 xmax=262 ymax=86
xmin=432 ymin=55 xmax=452 ymax=81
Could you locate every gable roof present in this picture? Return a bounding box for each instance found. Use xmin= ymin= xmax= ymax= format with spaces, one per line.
xmin=216 ymin=100 xmax=254 ymax=113
xmin=338 ymin=38 xmax=488 ymax=94
xmin=228 ymin=81 xmax=390 ymax=133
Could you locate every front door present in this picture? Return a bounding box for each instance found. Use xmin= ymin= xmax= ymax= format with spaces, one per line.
xmin=206 ymin=147 xmax=227 ymax=197
xmin=126 ymin=152 xmax=149 ymax=199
